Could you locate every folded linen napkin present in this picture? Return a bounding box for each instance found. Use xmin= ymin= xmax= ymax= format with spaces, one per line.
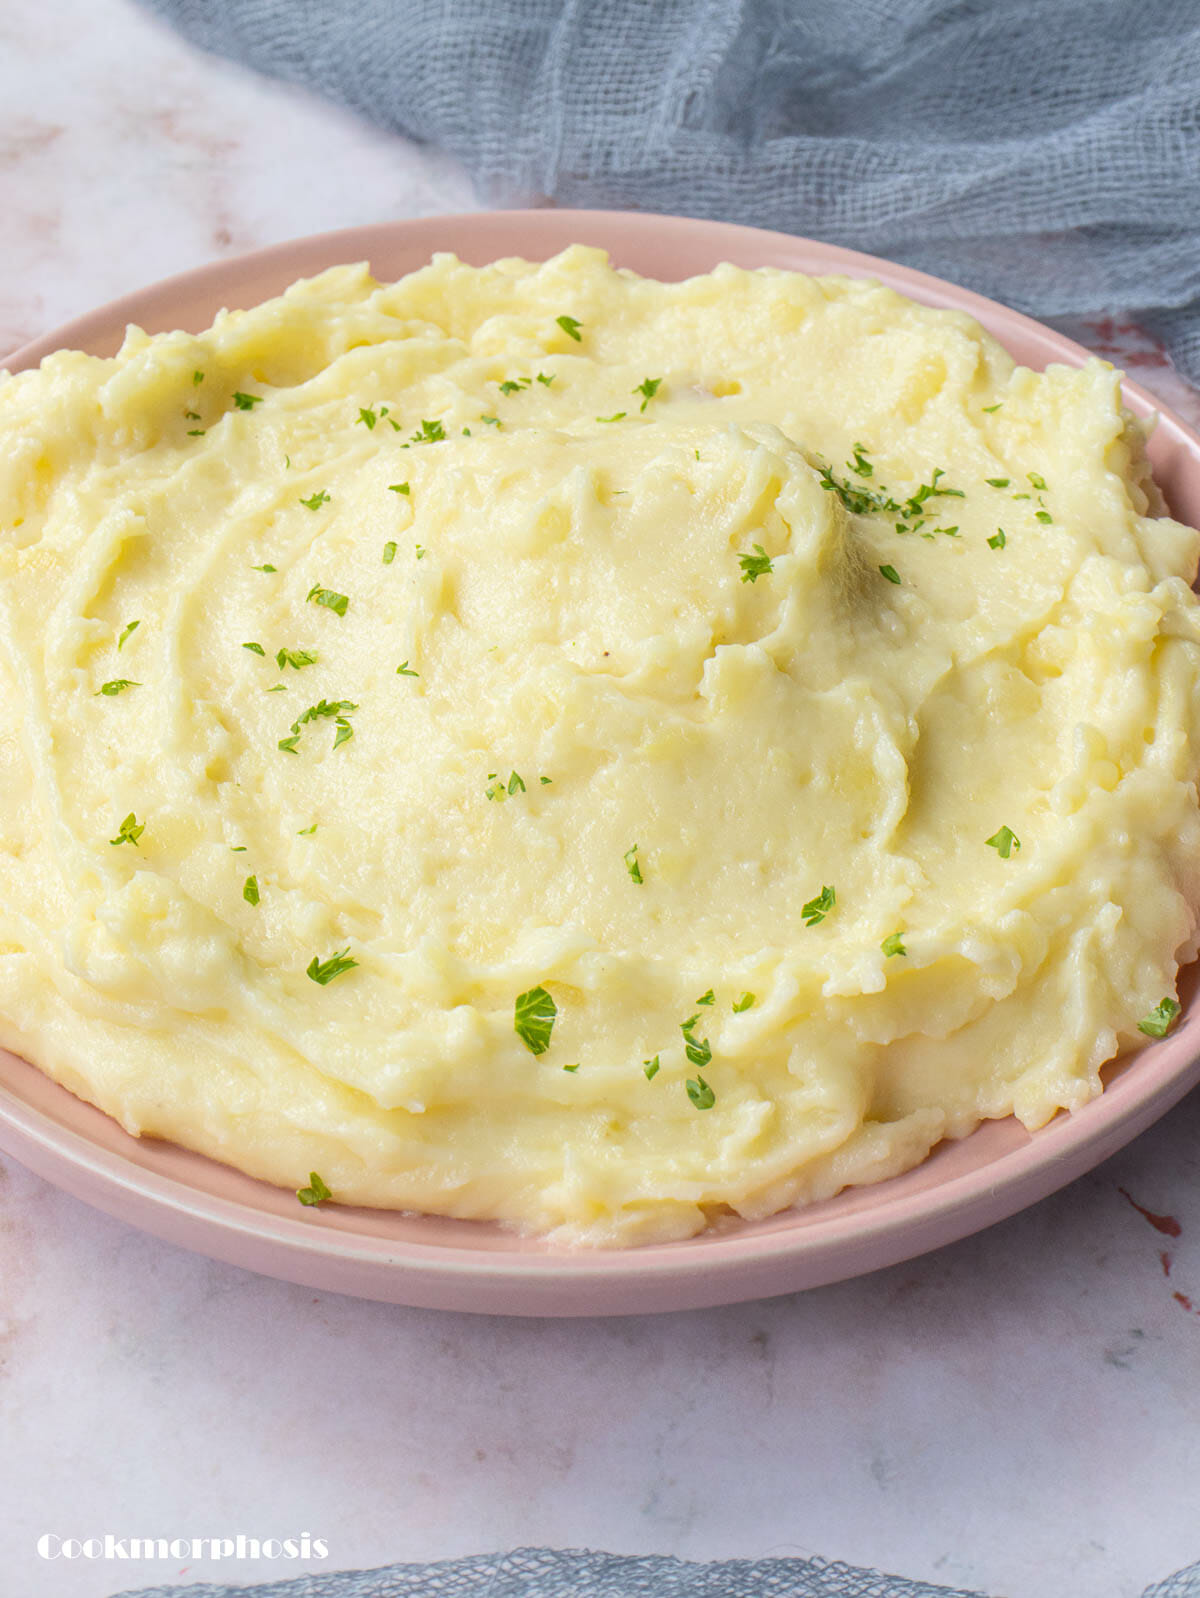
xmin=110 ymin=1546 xmax=1200 ymax=1597
xmin=140 ymin=0 xmax=1200 ymax=381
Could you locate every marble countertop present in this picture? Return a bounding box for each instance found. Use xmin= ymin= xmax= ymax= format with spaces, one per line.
xmin=4 ymin=4 xmax=1200 ymax=1596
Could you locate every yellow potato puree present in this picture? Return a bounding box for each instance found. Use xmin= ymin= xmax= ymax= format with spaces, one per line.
xmin=1 ymin=245 xmax=1199 ymax=1244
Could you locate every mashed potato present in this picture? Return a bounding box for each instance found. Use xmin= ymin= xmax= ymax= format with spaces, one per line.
xmin=1 ymin=244 xmax=1199 ymax=1244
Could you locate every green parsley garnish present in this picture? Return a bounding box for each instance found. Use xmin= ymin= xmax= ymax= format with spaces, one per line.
xmin=1035 ymin=510 xmax=1053 ymax=524
xmin=307 ymin=948 xmax=358 ymax=985
xmin=696 ymin=989 xmax=715 ymax=1006
xmin=982 ymin=402 xmax=1003 ymax=412
xmin=411 ymin=419 xmax=446 ymax=443
xmin=280 ymin=698 xmax=357 ymax=754
xmin=192 ymin=371 xmax=204 ymax=386
xmin=849 ymin=443 xmax=874 ymax=478
xmin=738 ymin=544 xmax=774 ymax=583
xmin=597 ymin=412 xmax=626 ymax=423
xmin=901 ymin=468 xmax=963 ymax=520
xmin=382 ymin=541 xmax=397 ymax=565
xmin=633 ymin=377 xmax=662 ymax=412
xmin=184 ymin=410 xmax=201 ymax=421
xmin=187 ymin=430 xmax=205 ymax=437
xmin=561 ymin=1062 xmax=579 ymax=1073
xmin=498 ymin=378 xmax=531 ymax=396
xmin=232 ymin=391 xmax=262 ymax=410
xmin=252 ymin=563 xmax=277 ymax=573
xmin=388 ymin=482 xmax=410 ymax=495
xmin=297 ymin=1171 xmax=332 ymax=1206
xmin=117 ymin=620 xmax=140 ymax=650
xmin=266 ymin=684 xmax=287 ymax=692
xmin=801 ymin=885 xmax=836 ymax=926
xmin=306 ymin=585 xmax=349 ymax=617
xmin=514 ymin=985 xmax=557 ymax=1055
xmin=882 ymin=932 xmax=906 ymax=958
xmin=242 ymin=642 xmax=265 ymax=656
xmin=230 ymin=845 xmax=247 ymax=852
xmin=556 ymin=315 xmax=583 ymax=342
xmin=243 ymin=875 xmax=260 ymax=906
xmin=1138 ymin=997 xmax=1181 ymax=1038
xmin=480 ymin=415 xmax=501 ymax=427
xmin=109 ymin=812 xmax=144 ymax=847
xmin=298 ymin=822 xmax=318 ymax=835
xmin=357 ymin=407 xmax=378 ymax=430
xmin=680 ymin=1015 xmax=712 ymax=1069
xmin=985 ymin=825 xmax=1021 ymax=858
xmin=879 ymin=564 xmax=902 ymax=585
xmin=817 ymin=463 xmax=901 ymax=517
xmin=276 ymin=648 xmax=318 ymax=671
xmin=299 ymin=490 xmax=330 ymax=511
xmin=1028 ymin=472 xmax=1047 ymax=492
xmin=540 ymin=776 xmax=552 ymax=785
xmin=686 ymin=1074 xmax=716 ymax=1110
xmin=624 ymin=844 xmax=643 ymax=884
xmin=643 ymin=1056 xmax=660 ymax=1080
xmin=507 ymin=771 xmax=525 ymax=794
xmin=732 ymin=992 xmax=755 ymax=1012
xmin=988 ymin=529 xmax=1007 ymax=549
xmin=986 ymin=478 xmax=1010 ymax=488
xmin=415 ymin=545 xmax=426 ymax=560
xmin=396 ymin=660 xmax=419 ymax=677
xmin=536 ymin=372 xmax=555 ymax=387
xmin=96 ymin=679 xmax=139 ymax=696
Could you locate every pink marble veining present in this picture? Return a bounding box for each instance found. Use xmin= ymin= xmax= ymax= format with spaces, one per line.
xmin=4 ymin=2 xmax=1200 ymax=1597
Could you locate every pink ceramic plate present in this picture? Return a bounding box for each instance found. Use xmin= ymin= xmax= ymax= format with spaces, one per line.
xmin=4 ymin=210 xmax=1200 ymax=1316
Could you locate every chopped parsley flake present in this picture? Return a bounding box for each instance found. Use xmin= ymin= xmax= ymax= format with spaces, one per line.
xmin=96 ymin=678 xmax=140 ymax=696
xmin=986 ymin=478 xmax=1010 ymax=488
xmin=232 ymin=391 xmax=262 ymax=410
xmin=187 ymin=430 xmax=205 ymax=437
xmin=298 ymin=822 xmax=318 ymax=835
xmin=849 ymin=443 xmax=874 ymax=478
xmin=109 ymin=812 xmax=144 ymax=847
xmin=306 ymin=585 xmax=349 ymax=617
xmin=536 ymin=372 xmax=555 ymax=387
xmin=297 ymin=1171 xmax=332 ymax=1206
xmin=686 ymin=1074 xmax=716 ymax=1110
xmin=480 ymin=415 xmax=501 ymax=427
xmin=243 ymin=874 xmax=260 ymax=906
xmin=633 ymin=377 xmax=662 ymax=411
xmin=1028 ymin=472 xmax=1047 ymax=492
xmin=499 ymin=378 xmax=531 ymax=396
xmin=985 ymin=825 xmax=1021 ymax=858
xmin=184 ymin=410 xmax=201 ymax=421
xmin=388 ymin=482 xmax=410 ymax=495
xmin=597 ymin=412 xmax=626 ymax=423
xmin=383 ymin=541 xmax=397 ymax=564
xmin=882 ymin=932 xmax=907 ymax=958
xmin=624 ymin=844 xmax=643 ymax=884
xmin=514 ymin=985 xmax=557 ymax=1055
xmin=117 ymin=620 xmax=140 ymax=650
xmin=982 ymin=402 xmax=1003 ymax=412
xmin=252 ymin=563 xmax=277 ymax=573
xmin=276 ymin=648 xmax=318 ymax=671
xmin=411 ymin=419 xmax=446 ymax=443
xmin=988 ymin=529 xmax=1007 ymax=549
xmin=696 ymin=989 xmax=715 ymax=1006
xmin=280 ymin=698 xmax=357 ymax=753
xmin=415 ymin=545 xmax=426 ymax=559
xmin=901 ymin=468 xmax=963 ymax=520
xmin=879 ymin=564 xmax=902 ymax=584
xmin=801 ymin=885 xmax=836 ymax=926
xmin=540 ymin=775 xmax=552 ymax=785
xmin=507 ymin=770 xmax=525 ymax=794
xmin=643 ymin=1056 xmax=661 ymax=1080
xmin=680 ymin=1015 xmax=712 ymax=1069
xmin=1138 ymin=997 xmax=1181 ymax=1038
xmin=299 ymin=490 xmax=330 ymax=511
xmin=485 ymin=769 xmax=525 ymax=800
xmin=733 ymin=992 xmax=755 ymax=1011
xmin=1035 ymin=510 xmax=1053 ymax=524
xmin=562 ymin=1062 xmax=579 ymax=1073
xmin=556 ymin=315 xmax=583 ymax=342
xmin=306 ymin=948 xmax=358 ymax=985
xmin=738 ymin=544 xmax=774 ymax=583
xmin=242 ymin=642 xmax=265 ymax=656
xmin=357 ymin=407 xmax=378 ymax=430
xmin=817 ymin=463 xmax=901 ymax=516
xmin=192 ymin=370 xmax=204 ymax=386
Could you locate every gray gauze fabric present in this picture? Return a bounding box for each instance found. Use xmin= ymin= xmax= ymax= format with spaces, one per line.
xmin=140 ymin=0 xmax=1200 ymax=379
xmin=109 ymin=1546 xmax=1200 ymax=1598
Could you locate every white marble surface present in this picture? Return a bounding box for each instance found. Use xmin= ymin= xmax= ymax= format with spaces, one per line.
xmin=4 ymin=3 xmax=1200 ymax=1596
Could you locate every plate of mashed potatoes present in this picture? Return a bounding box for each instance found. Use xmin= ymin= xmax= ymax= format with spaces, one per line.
xmin=2 ymin=209 xmax=1200 ymax=1315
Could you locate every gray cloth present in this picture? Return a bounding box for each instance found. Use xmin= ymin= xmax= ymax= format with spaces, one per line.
xmin=139 ymin=0 xmax=1200 ymax=381
xmin=108 ymin=1547 xmax=1200 ymax=1597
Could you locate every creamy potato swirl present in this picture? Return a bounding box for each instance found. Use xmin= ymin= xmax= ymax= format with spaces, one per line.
xmin=1 ymin=246 xmax=1198 ymax=1244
